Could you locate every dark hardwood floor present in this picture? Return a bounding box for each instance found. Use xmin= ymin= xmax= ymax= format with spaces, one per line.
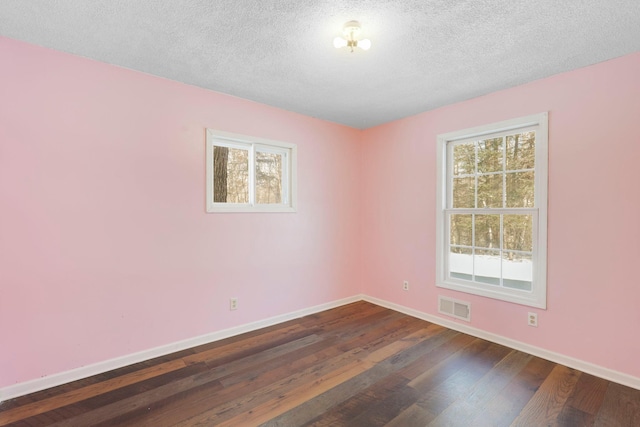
xmin=1 ymin=301 xmax=639 ymax=426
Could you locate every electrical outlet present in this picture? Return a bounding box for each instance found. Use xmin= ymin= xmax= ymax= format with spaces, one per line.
xmin=403 ymin=281 xmax=409 ymax=291
xmin=527 ymin=312 xmax=538 ymax=327
xmin=230 ymin=298 xmax=238 ymax=311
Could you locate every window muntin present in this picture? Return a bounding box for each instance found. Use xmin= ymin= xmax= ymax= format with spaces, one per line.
xmin=206 ymin=130 xmax=297 ymax=213
xmin=436 ymin=113 xmax=547 ymax=308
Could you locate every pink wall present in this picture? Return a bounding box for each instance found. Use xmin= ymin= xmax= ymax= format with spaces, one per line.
xmin=0 ymin=37 xmax=362 ymax=388
xmin=2 ymin=35 xmax=639 ymax=390
xmin=361 ymin=52 xmax=640 ymax=378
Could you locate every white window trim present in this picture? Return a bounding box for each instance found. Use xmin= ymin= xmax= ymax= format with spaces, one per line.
xmin=206 ymin=129 xmax=297 ymax=213
xmin=436 ymin=112 xmax=548 ymax=309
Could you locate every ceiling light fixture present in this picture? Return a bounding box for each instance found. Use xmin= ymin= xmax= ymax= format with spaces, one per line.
xmin=333 ymin=20 xmax=371 ymax=52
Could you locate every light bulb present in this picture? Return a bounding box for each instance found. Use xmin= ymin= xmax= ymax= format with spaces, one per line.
xmin=333 ymin=37 xmax=348 ymax=49
xmin=358 ymin=39 xmax=371 ymax=50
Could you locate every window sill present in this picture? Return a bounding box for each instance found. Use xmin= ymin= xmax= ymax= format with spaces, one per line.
xmin=206 ymin=204 xmax=297 ymax=213
xmin=436 ymin=280 xmax=546 ymax=309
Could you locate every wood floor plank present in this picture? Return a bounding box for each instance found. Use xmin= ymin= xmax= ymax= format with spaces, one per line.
xmin=556 ymin=372 xmax=609 ymax=426
xmin=111 ymin=335 xmax=338 ymax=426
xmin=413 ymin=342 xmax=512 ymax=422
xmin=299 ymin=301 xmax=391 ymax=332
xmin=182 ymin=357 xmax=372 ymax=426
xmin=385 ymin=402 xmax=434 ymax=427
xmin=333 ymin=313 xmax=426 ymax=353
xmin=468 ymin=355 xmax=556 ymax=427
xmin=2 ymin=302 xmax=640 ymax=427
xmin=510 ymin=364 xmax=582 ymax=426
xmin=407 ymin=337 xmax=491 ymax=392
xmin=195 ymin=346 xmax=376 ymax=425
xmin=272 ymin=327 xmax=457 ymax=427
xmin=44 ymin=333 xmax=323 ymax=426
xmin=567 ymin=372 xmax=609 ymax=414
xmin=175 ymin=319 xmax=435 ymax=423
xmin=398 ymin=332 xmax=475 ymax=380
xmin=213 ymin=334 xmax=323 ymax=387
xmin=181 ymin=324 xmax=313 ymax=365
xmin=593 ymin=382 xmax=640 ymax=427
xmin=46 ymin=365 xmax=224 ymax=427
xmin=334 ymin=374 xmax=417 ymax=427
xmin=426 ymin=350 xmax=533 ymax=426
xmin=289 ymin=328 xmax=455 ymax=427
xmin=0 ymin=359 xmax=187 ymax=426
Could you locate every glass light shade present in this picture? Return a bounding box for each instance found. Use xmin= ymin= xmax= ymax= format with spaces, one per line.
xmin=358 ymin=39 xmax=371 ymax=50
xmin=333 ymin=37 xmax=348 ymax=49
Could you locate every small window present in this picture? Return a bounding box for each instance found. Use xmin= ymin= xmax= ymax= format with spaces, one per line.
xmin=206 ymin=129 xmax=297 ymax=213
xmin=436 ymin=113 xmax=548 ymax=308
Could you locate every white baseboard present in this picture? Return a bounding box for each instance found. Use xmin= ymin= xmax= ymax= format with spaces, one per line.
xmin=0 ymin=295 xmax=362 ymax=402
xmin=362 ymin=295 xmax=640 ymax=391
xmin=3 ymin=293 xmax=638 ymax=402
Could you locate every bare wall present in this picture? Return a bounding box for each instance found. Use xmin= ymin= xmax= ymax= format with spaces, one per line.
xmin=0 ymin=37 xmax=363 ymax=388
xmin=3 ymin=34 xmax=639 ymax=390
xmin=360 ymin=52 xmax=640 ymax=379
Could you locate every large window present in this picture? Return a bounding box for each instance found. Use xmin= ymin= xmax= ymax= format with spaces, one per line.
xmin=436 ymin=113 xmax=548 ymax=308
xmin=206 ymin=129 xmax=297 ymax=213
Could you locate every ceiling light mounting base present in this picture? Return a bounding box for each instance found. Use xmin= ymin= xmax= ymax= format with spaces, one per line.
xmin=333 ymin=20 xmax=371 ymax=53
xmin=342 ymin=20 xmax=362 ymax=37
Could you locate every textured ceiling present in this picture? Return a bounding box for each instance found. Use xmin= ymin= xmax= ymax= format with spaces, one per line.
xmin=1 ymin=1 xmax=639 ymax=129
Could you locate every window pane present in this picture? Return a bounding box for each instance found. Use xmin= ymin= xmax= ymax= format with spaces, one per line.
xmin=475 ymin=214 xmax=500 ymax=249
xmin=506 ymin=132 xmax=535 ymax=171
xmin=475 ymin=249 xmax=501 ymax=285
xmin=506 ymin=171 xmax=534 ymax=207
xmin=255 ymin=151 xmax=283 ymax=204
xmin=477 ymin=138 xmax=503 ymax=173
xmin=452 ymin=177 xmax=475 ymax=208
xmin=450 ymin=214 xmax=472 ymax=246
xmin=450 ymin=247 xmax=473 ymax=281
xmin=503 ymin=214 xmax=533 ymax=252
xmin=453 ymin=143 xmax=475 ymax=175
xmin=477 ymin=174 xmax=503 ymax=208
xmin=503 ymin=252 xmax=532 ymax=291
xmin=213 ymin=146 xmax=249 ymax=203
